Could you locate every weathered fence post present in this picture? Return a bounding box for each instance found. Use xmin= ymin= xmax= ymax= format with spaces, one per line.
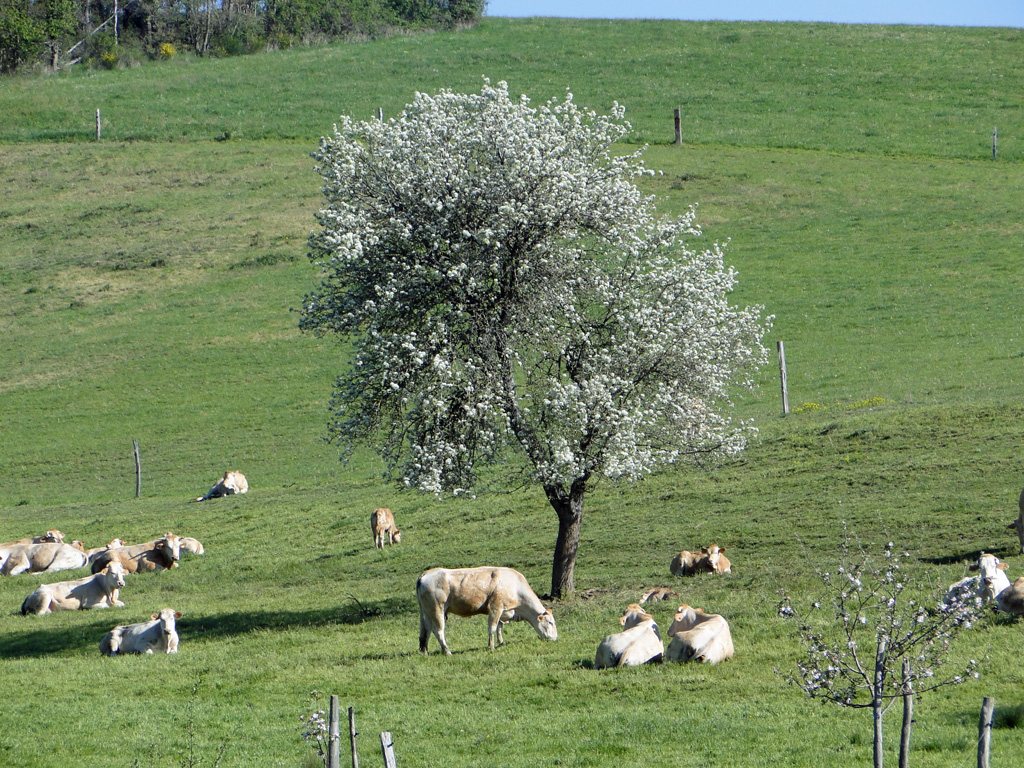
xmin=96 ymin=109 xmax=101 ymax=141
xmin=777 ymin=341 xmax=790 ymax=415
xmin=992 ymin=127 xmax=997 ymax=160
xmin=377 ymin=107 xmax=383 ymax=122
xmin=380 ymin=732 xmax=397 ymax=768
xmin=349 ymin=706 xmax=359 ymax=768
xmin=328 ymin=696 xmax=341 ymax=768
xmin=978 ymin=696 xmax=995 ymax=768
xmin=132 ymin=439 xmax=141 ymax=498
xmin=673 ymin=107 xmax=682 ymax=145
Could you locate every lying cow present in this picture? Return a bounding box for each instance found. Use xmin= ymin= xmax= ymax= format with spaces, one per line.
xmin=100 ymin=608 xmax=181 ymax=655
xmin=996 ymin=577 xmax=1024 ymax=616
xmin=371 ymin=507 xmax=401 ymax=548
xmin=417 ymin=566 xmax=557 ymax=655
xmin=666 ymin=604 xmax=734 ymax=664
xmin=1 ymin=540 xmax=88 ymax=576
xmin=0 ymin=530 xmax=66 ymax=573
xmin=1010 ymin=486 xmax=1024 ymax=555
xmin=178 ymin=536 xmax=205 ymax=556
xmin=86 ymin=539 xmax=127 ymax=564
xmin=194 ymin=470 xmax=248 ymax=502
xmin=21 ymin=562 xmax=126 ymax=615
xmin=639 ymin=587 xmax=680 ymax=604
xmin=90 ymin=534 xmax=182 ymax=574
xmin=670 ymin=545 xmax=731 ymax=576
xmin=945 ymin=552 xmax=1012 ymax=607
xmin=594 ymin=604 xmax=664 ymax=669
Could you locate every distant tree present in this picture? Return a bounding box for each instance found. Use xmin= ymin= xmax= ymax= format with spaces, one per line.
xmin=301 ymin=80 xmax=771 ymax=598
xmin=778 ymin=537 xmax=982 ymax=768
xmin=0 ymin=2 xmax=43 ymax=73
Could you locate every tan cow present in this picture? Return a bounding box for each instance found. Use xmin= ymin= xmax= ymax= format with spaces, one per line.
xmin=86 ymin=539 xmax=127 ymax=564
xmin=21 ymin=562 xmax=126 ymax=615
xmin=0 ymin=530 xmax=66 ymax=573
xmin=100 ymin=608 xmax=181 ymax=655
xmin=90 ymin=534 xmax=182 ymax=575
xmin=1009 ymin=486 xmax=1024 ymax=555
xmin=594 ymin=604 xmax=664 ymax=669
xmin=417 ymin=566 xmax=557 ymax=655
xmin=670 ymin=545 xmax=731 ymax=576
xmin=639 ymin=587 xmax=680 ymax=604
xmin=666 ymin=604 xmax=734 ymax=664
xmin=371 ymin=508 xmax=401 ymax=548
xmin=194 ymin=470 xmax=248 ymax=502
xmin=996 ymin=577 xmax=1024 ymax=616
xmin=1 ymin=540 xmax=88 ymax=576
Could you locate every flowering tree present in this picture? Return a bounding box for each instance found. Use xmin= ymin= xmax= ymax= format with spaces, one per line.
xmin=301 ymin=80 xmax=771 ymax=598
xmin=778 ymin=538 xmax=982 ymax=768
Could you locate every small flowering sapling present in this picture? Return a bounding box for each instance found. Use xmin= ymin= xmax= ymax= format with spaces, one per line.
xmin=778 ymin=539 xmax=982 ymax=768
xmin=302 ymin=80 xmax=771 ymax=598
xmin=299 ymin=691 xmax=330 ymax=768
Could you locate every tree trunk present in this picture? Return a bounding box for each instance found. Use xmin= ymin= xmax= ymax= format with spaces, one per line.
xmin=899 ymin=659 xmax=913 ymax=768
xmin=545 ymin=481 xmax=585 ymax=599
xmin=873 ymin=638 xmax=888 ymax=768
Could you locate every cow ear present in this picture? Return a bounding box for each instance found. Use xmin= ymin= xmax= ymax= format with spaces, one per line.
xmin=175 ymin=612 xmax=182 ymax=619
xmin=968 ymin=564 xmax=980 ymax=572
xmin=719 ymin=547 xmax=726 ymax=553
xmin=700 ymin=547 xmax=709 ymax=554
xmin=151 ymin=613 xmax=159 ymax=620
xmin=998 ymin=562 xmax=1009 ymax=570
xmin=620 ymin=615 xmax=628 ymax=626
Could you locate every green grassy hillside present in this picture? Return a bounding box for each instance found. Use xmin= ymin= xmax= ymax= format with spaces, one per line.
xmin=2 ymin=18 xmax=1023 ymax=768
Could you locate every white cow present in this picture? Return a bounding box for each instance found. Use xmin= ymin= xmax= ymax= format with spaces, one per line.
xmin=100 ymin=608 xmax=181 ymax=655
xmin=945 ymin=552 xmax=1012 ymax=607
xmin=594 ymin=604 xmax=664 ymax=669
xmin=178 ymin=536 xmax=205 ymax=556
xmin=194 ymin=470 xmax=248 ymax=502
xmin=417 ymin=566 xmax=557 ymax=655
xmin=21 ymin=562 xmax=126 ymax=615
xmin=666 ymin=604 xmax=734 ymax=665
xmin=1 ymin=541 xmax=88 ymax=576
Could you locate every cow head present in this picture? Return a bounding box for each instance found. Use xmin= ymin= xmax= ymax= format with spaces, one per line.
xmin=392 ymin=530 xmax=402 ymax=544
xmin=42 ymin=529 xmax=64 ymax=543
xmin=670 ymin=604 xmax=700 ymax=634
xmin=158 ymin=535 xmax=183 ymax=563
xmin=620 ymin=604 xmax=654 ymax=629
xmin=70 ymin=540 xmax=86 ymax=552
xmin=152 ymin=608 xmax=182 ymax=636
xmin=534 ymin=610 xmax=558 ymax=641
xmin=104 ymin=561 xmax=126 ymax=588
xmin=701 ymin=545 xmax=727 ymax=573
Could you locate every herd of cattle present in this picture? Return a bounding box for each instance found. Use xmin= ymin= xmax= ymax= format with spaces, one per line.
xmin=8 ymin=478 xmax=1024 ymax=666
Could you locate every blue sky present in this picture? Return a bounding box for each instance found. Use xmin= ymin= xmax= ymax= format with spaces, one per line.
xmin=484 ymin=1 xmax=1024 ymax=28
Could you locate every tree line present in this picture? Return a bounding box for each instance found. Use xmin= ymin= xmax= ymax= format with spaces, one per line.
xmin=0 ymin=0 xmax=485 ymax=75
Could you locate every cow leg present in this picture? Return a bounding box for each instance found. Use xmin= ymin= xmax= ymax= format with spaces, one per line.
xmin=167 ymin=632 xmax=179 ymax=653
xmin=4 ymin=554 xmax=29 ymax=576
xmin=419 ymin=611 xmax=430 ymax=653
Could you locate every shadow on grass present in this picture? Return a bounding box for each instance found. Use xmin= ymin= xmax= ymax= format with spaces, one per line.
xmin=0 ymin=596 xmax=414 ymax=659
xmin=919 ymin=547 xmax=1018 ymax=566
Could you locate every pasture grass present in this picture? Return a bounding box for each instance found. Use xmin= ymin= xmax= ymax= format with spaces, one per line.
xmin=2 ymin=17 xmax=1024 ymax=768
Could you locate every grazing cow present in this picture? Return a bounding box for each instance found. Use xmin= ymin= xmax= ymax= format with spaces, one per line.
xmin=1 ymin=540 xmax=88 ymax=576
xmin=1009 ymin=486 xmax=1024 ymax=555
xmin=100 ymin=608 xmax=182 ymax=655
xmin=670 ymin=545 xmax=731 ymax=576
xmin=945 ymin=552 xmax=1012 ymax=607
xmin=194 ymin=470 xmax=248 ymax=502
xmin=90 ymin=534 xmax=182 ymax=575
xmin=21 ymin=562 xmax=126 ymax=615
xmin=594 ymin=604 xmax=664 ymax=669
xmin=639 ymin=587 xmax=680 ymax=605
xmin=417 ymin=566 xmax=557 ymax=655
xmin=371 ymin=508 xmax=401 ymax=548
xmin=666 ymin=604 xmax=734 ymax=665
xmin=995 ymin=577 xmax=1024 ymax=616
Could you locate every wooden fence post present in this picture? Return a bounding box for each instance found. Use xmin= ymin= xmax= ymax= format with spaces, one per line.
xmin=777 ymin=341 xmax=790 ymax=415
xmin=978 ymin=696 xmax=995 ymax=768
xmin=349 ymin=706 xmax=359 ymax=768
xmin=96 ymin=109 xmax=101 ymax=141
xmin=328 ymin=696 xmax=340 ymax=768
xmin=377 ymin=107 xmax=383 ymax=122
xmin=132 ymin=439 xmax=141 ymax=498
xmin=380 ymin=732 xmax=397 ymax=768
xmin=673 ymin=107 xmax=682 ymax=145
xmin=992 ymin=127 xmax=997 ymax=160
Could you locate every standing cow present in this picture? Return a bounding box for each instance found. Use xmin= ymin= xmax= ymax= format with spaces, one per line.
xmin=371 ymin=508 xmax=401 ymax=548
xmin=417 ymin=566 xmax=557 ymax=655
